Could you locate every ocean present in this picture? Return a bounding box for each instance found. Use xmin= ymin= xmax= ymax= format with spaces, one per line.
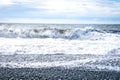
xmin=0 ymin=23 xmax=120 ymax=80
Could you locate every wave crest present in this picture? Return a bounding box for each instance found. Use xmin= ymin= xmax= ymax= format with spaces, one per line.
xmin=0 ymin=25 xmax=120 ymax=40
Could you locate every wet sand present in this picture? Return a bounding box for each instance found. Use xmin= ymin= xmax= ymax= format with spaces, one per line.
xmin=0 ymin=67 xmax=120 ymax=80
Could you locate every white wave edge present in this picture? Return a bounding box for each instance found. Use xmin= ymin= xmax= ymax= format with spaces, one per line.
xmin=0 ymin=38 xmax=120 ymax=55
xmin=1 ymin=59 xmax=120 ymax=71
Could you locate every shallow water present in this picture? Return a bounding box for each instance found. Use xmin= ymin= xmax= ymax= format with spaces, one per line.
xmin=0 ymin=54 xmax=120 ymax=71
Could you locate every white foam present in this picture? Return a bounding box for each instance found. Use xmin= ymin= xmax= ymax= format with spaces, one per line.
xmin=1 ymin=58 xmax=120 ymax=71
xmin=0 ymin=38 xmax=120 ymax=55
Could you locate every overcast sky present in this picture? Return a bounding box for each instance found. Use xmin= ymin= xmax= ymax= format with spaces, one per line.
xmin=0 ymin=0 xmax=120 ymax=24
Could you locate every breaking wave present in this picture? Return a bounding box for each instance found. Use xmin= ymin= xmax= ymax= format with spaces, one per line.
xmin=0 ymin=24 xmax=120 ymax=40
xmin=0 ymin=24 xmax=120 ymax=55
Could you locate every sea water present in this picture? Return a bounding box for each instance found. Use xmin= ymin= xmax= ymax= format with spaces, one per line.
xmin=0 ymin=23 xmax=120 ymax=71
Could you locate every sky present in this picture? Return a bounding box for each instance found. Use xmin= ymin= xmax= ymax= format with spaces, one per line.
xmin=0 ymin=0 xmax=120 ymax=24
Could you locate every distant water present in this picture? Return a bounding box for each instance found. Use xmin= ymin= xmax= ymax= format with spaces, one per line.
xmin=0 ymin=23 xmax=120 ymax=71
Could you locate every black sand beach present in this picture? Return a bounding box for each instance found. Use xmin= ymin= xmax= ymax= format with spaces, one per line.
xmin=0 ymin=54 xmax=120 ymax=80
xmin=0 ymin=67 xmax=120 ymax=80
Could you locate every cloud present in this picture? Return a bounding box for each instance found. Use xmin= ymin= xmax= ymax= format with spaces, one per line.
xmin=0 ymin=0 xmax=34 ymax=6
xmin=0 ymin=0 xmax=120 ymax=23
xmin=0 ymin=0 xmax=14 ymax=6
xmin=0 ymin=0 xmax=120 ymax=16
xmin=18 ymin=0 xmax=120 ymax=16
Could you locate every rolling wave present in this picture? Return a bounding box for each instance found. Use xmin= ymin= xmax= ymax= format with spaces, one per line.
xmin=0 ymin=24 xmax=120 ymax=40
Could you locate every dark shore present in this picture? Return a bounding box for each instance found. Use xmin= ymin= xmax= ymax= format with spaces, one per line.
xmin=0 ymin=54 xmax=120 ymax=80
xmin=0 ymin=67 xmax=120 ymax=80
